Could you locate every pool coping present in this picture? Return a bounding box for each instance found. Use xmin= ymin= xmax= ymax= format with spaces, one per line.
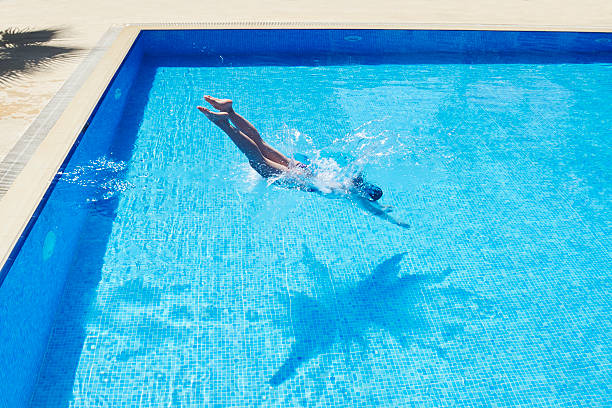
xmin=1 ymin=22 xmax=612 ymax=275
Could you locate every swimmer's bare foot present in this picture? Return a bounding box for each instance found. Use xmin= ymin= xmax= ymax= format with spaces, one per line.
xmin=204 ymin=95 xmax=233 ymax=112
xmin=197 ymin=106 xmax=229 ymax=124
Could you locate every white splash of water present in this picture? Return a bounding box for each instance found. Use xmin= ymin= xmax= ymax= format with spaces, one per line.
xmin=241 ymin=163 xmax=265 ymax=192
xmin=272 ymin=118 xmax=399 ymax=194
xmin=61 ymin=156 xmax=133 ymax=202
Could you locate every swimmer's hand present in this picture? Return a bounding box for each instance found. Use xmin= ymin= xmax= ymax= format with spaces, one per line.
xmin=379 ymin=204 xmax=394 ymax=213
xmin=395 ymin=220 xmax=411 ymax=229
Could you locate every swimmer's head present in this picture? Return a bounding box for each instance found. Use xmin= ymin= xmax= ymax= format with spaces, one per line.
xmin=363 ymin=184 xmax=383 ymax=201
xmin=352 ymin=173 xmax=383 ymax=201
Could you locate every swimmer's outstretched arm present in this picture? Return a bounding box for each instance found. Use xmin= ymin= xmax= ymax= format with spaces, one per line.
xmin=197 ymin=106 xmax=287 ymax=178
xmin=203 ymin=95 xmax=291 ymax=167
xmin=357 ymin=198 xmax=410 ymax=229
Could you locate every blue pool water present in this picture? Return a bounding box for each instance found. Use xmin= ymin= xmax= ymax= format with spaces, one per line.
xmin=1 ymin=30 xmax=611 ymax=407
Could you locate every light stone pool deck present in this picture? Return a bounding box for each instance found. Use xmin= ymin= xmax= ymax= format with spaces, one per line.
xmin=0 ymin=1 xmax=611 ymax=270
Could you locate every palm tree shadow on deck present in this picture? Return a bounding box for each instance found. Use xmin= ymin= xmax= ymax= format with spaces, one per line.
xmin=270 ymin=245 xmax=495 ymax=386
xmin=0 ymin=28 xmax=82 ymax=85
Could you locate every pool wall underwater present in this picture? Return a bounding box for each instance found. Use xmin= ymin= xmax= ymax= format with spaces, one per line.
xmin=0 ymin=28 xmax=611 ymax=407
xmin=0 ymin=34 xmax=145 ymax=408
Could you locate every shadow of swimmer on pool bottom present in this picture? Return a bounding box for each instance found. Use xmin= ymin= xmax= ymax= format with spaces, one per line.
xmin=269 ymin=245 xmax=496 ymax=386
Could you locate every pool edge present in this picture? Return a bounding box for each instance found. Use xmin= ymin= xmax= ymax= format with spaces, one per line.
xmin=133 ymin=21 xmax=612 ymax=32
xmin=0 ymin=25 xmax=140 ymax=275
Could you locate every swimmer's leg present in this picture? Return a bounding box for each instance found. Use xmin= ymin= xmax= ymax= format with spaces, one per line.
xmin=197 ymin=106 xmax=287 ymax=177
xmin=204 ymin=95 xmax=292 ymax=167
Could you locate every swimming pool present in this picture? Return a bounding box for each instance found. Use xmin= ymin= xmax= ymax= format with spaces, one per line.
xmin=1 ymin=28 xmax=611 ymax=407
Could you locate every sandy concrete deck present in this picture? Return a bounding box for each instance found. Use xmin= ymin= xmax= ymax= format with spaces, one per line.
xmin=1 ymin=0 xmax=611 ymax=162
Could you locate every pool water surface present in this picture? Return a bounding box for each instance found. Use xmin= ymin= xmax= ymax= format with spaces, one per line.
xmin=2 ymin=30 xmax=611 ymax=407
